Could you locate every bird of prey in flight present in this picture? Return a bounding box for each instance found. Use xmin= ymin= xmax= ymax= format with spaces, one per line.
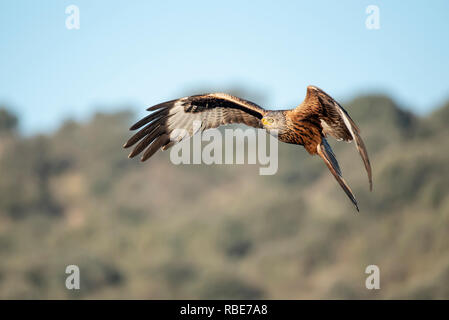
xmin=124 ymin=86 xmax=372 ymax=211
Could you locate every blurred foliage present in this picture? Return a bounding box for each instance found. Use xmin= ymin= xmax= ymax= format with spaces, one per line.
xmin=0 ymin=93 xmax=448 ymax=299
xmin=0 ymin=107 xmax=18 ymax=133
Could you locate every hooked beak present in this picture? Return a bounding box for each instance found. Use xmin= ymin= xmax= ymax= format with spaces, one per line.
xmin=261 ymin=118 xmax=269 ymax=126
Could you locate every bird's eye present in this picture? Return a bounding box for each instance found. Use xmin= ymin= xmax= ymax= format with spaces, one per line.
xmin=262 ymin=117 xmax=274 ymax=126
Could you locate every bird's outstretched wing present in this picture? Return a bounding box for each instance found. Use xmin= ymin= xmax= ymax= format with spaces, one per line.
xmin=296 ymin=85 xmax=372 ymax=191
xmin=124 ymin=93 xmax=267 ymax=161
xmin=317 ymin=138 xmax=359 ymax=211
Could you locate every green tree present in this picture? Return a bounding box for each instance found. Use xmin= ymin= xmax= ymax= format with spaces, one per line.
xmin=0 ymin=107 xmax=18 ymax=133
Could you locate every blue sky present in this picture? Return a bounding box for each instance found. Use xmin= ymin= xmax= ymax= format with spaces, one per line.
xmin=1 ymin=0 xmax=448 ymax=134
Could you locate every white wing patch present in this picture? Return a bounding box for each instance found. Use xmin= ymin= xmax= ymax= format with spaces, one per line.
xmin=320 ymin=119 xmax=344 ymax=141
xmin=337 ymin=107 xmax=356 ymax=144
xmin=166 ymin=98 xmax=203 ymax=142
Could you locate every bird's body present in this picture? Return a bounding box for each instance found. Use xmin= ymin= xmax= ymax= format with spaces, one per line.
xmin=124 ymin=86 xmax=372 ymax=211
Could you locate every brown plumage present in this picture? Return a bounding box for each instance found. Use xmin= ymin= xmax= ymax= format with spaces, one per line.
xmin=124 ymin=86 xmax=372 ymax=211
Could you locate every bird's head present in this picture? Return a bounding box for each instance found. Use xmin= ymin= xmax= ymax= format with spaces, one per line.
xmin=261 ymin=111 xmax=286 ymax=132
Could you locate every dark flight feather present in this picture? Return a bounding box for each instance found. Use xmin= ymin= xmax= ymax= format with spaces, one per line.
xmin=317 ymin=139 xmax=359 ymax=211
xmin=141 ymin=134 xmax=170 ymax=162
